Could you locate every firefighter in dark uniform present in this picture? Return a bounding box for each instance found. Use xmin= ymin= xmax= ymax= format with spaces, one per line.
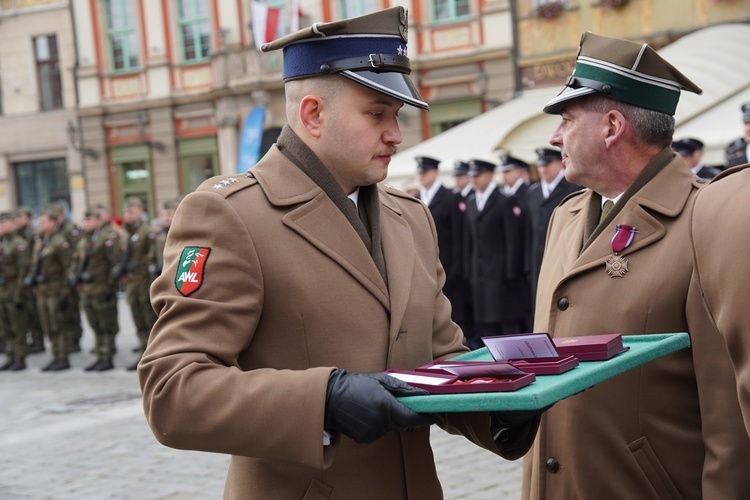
xmin=73 ymin=208 xmax=122 ymax=371
xmin=499 ymin=154 xmax=533 ymax=332
xmin=725 ymin=102 xmax=750 ymax=168
xmin=524 ymin=148 xmax=582 ymax=306
xmin=465 ymin=159 xmax=527 ymax=345
xmin=414 ymin=156 xmax=468 ymax=333
xmin=149 ymin=197 xmax=181 ymax=281
xmin=451 ymin=160 xmax=475 ymax=345
xmin=672 ymin=138 xmax=720 ymax=179
xmin=0 ymin=212 xmax=31 ymax=371
xmin=117 ymin=197 xmax=158 ymax=371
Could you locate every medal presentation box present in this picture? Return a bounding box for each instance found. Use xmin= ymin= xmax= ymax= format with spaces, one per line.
xmin=386 ymin=363 xmax=535 ymax=394
xmin=396 ymin=333 xmax=690 ymax=412
xmin=481 ymin=332 xmax=580 ymax=374
xmin=553 ymin=333 xmax=629 ymax=361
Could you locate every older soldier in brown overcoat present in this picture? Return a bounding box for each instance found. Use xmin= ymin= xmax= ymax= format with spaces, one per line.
xmin=139 ymin=7 xmax=543 ymax=499
xmin=690 ymin=165 xmax=750 ymax=436
xmin=524 ymin=32 xmax=750 ymax=499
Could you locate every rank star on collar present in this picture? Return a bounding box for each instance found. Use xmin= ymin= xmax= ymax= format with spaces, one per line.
xmin=212 ymin=177 xmax=240 ymax=190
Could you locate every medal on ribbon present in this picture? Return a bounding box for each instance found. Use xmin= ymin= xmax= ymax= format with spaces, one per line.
xmin=605 ymin=224 xmax=637 ymax=277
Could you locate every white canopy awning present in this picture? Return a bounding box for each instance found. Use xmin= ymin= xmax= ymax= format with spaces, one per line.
xmin=387 ymin=87 xmax=559 ymax=183
xmin=387 ymin=23 xmax=750 ymax=184
xmin=668 ymin=23 xmax=750 ymax=165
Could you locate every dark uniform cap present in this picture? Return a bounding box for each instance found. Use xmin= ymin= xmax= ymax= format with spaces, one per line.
xmin=0 ymin=211 xmax=14 ymax=221
xmin=535 ymin=148 xmax=563 ymax=165
xmin=672 ymin=138 xmax=704 ymax=156
xmin=544 ymin=32 xmax=702 ymax=116
xmin=453 ymin=160 xmax=470 ymax=176
xmin=742 ymin=102 xmax=750 ymax=123
xmin=261 ymin=6 xmax=428 ymax=110
xmin=468 ymin=159 xmax=496 ymax=177
xmin=415 ymin=156 xmax=440 ymax=173
xmin=500 ymin=154 xmax=530 ymax=172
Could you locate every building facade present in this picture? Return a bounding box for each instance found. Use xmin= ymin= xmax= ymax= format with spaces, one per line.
xmin=64 ymin=0 xmax=516 ymax=220
xmin=3 ymin=1 xmax=747 ymax=218
xmin=0 ymin=0 xmax=83 ymax=218
xmin=515 ymin=0 xmax=750 ymax=93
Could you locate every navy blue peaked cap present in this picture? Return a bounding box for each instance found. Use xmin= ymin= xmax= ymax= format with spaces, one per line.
xmin=261 ymin=7 xmax=428 ymax=110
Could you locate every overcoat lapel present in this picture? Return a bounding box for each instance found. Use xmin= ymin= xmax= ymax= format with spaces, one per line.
xmin=561 ymin=158 xmax=695 ymax=278
xmin=250 ymin=149 xmax=390 ymax=309
xmin=379 ymin=190 xmax=415 ymax=345
xmin=571 ymin=201 xmax=665 ymax=275
xmin=478 ymin=187 xmax=499 ymax=218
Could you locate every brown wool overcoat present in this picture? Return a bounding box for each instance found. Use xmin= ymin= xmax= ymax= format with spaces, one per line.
xmin=691 ymin=164 xmax=750 ymax=437
xmin=139 ymin=146 xmax=535 ymax=500
xmin=523 ymin=152 xmax=750 ymax=499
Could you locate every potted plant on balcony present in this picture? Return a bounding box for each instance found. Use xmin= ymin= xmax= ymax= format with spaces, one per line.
xmin=535 ymin=1 xmax=565 ymax=20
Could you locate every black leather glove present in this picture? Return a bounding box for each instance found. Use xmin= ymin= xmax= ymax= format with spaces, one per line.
xmin=490 ymin=405 xmax=553 ymax=432
xmin=57 ymin=296 xmax=69 ymax=312
xmin=324 ymin=369 xmax=436 ymax=444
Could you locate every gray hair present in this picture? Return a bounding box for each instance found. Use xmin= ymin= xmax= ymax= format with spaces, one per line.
xmin=583 ymin=94 xmax=675 ymax=147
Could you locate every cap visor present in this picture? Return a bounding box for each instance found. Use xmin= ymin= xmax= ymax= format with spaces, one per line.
xmin=543 ymin=86 xmax=597 ymax=114
xmin=341 ymin=70 xmax=429 ymax=110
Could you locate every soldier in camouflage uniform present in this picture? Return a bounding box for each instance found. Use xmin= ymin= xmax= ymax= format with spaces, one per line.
xmin=55 ymin=204 xmax=84 ymax=353
xmin=72 ymin=208 xmax=122 ymax=371
xmin=29 ymin=206 xmax=74 ymax=371
xmin=148 ymin=197 xmax=181 ymax=280
xmin=117 ymin=197 xmax=157 ymax=371
xmin=0 ymin=212 xmax=31 ymax=371
xmin=15 ymin=206 xmax=45 ymax=354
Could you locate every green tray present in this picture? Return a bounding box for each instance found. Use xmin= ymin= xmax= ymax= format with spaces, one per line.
xmin=397 ymin=333 xmax=690 ymax=412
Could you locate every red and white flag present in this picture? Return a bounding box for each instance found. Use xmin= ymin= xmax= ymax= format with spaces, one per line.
xmin=251 ymin=1 xmax=282 ymax=49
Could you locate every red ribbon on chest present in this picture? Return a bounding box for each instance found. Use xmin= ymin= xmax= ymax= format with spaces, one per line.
xmin=611 ymin=224 xmax=637 ymax=254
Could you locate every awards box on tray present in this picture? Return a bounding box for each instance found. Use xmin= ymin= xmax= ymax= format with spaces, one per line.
xmin=394 ymin=333 xmax=691 ymax=412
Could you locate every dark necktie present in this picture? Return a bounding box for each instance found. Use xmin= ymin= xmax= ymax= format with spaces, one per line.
xmin=600 ymin=200 xmax=615 ymax=224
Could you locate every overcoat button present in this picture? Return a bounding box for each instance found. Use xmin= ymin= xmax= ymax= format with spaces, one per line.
xmin=557 ymin=297 xmax=569 ymax=311
xmin=546 ymin=458 xmax=560 ymax=473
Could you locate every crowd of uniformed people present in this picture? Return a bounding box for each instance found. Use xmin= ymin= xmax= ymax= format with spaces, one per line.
xmin=1 ymin=100 xmax=746 ymax=377
xmin=409 ymin=103 xmax=747 ymax=351
xmin=0 ymin=196 xmax=179 ymax=373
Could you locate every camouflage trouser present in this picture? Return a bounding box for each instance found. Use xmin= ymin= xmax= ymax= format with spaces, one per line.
xmin=81 ymin=291 xmax=119 ymax=358
xmin=0 ymin=297 xmax=28 ymax=361
xmin=37 ymin=292 xmax=71 ymax=359
xmin=21 ymin=288 xmax=44 ymax=345
xmin=61 ymin=291 xmax=83 ymax=348
xmin=125 ymin=279 xmax=157 ymax=353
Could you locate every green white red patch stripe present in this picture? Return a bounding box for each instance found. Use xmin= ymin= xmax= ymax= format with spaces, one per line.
xmin=175 ymin=247 xmax=211 ymax=297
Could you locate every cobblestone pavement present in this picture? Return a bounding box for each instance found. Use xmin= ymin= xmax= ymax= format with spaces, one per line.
xmin=0 ymin=298 xmax=523 ymax=499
